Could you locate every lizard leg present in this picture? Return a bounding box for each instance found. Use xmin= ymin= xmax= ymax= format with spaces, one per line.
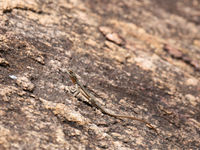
xmin=65 ymin=85 xmax=79 ymax=96
xmin=72 ymin=84 xmax=80 ymax=97
xmin=64 ymin=86 xmax=71 ymax=93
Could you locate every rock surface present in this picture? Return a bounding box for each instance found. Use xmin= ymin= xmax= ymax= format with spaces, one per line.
xmin=0 ymin=0 xmax=200 ymax=149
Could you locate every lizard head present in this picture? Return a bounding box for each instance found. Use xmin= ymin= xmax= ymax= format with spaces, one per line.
xmin=66 ymin=69 xmax=78 ymax=84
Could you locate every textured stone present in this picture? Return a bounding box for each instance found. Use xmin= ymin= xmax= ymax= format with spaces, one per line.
xmin=0 ymin=58 xmax=9 ymax=67
xmin=16 ymin=76 xmax=35 ymax=92
xmin=0 ymin=0 xmax=200 ymax=149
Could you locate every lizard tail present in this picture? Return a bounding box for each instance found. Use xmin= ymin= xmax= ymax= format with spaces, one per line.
xmin=91 ymin=98 xmax=158 ymax=134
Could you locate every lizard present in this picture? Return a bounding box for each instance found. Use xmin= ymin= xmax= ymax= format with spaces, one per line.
xmin=66 ymin=69 xmax=158 ymax=134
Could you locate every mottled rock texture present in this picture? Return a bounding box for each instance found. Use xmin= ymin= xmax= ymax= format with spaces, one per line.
xmin=0 ymin=0 xmax=200 ymax=149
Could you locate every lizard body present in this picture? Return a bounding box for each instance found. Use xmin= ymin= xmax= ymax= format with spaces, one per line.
xmin=66 ymin=69 xmax=158 ymax=133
